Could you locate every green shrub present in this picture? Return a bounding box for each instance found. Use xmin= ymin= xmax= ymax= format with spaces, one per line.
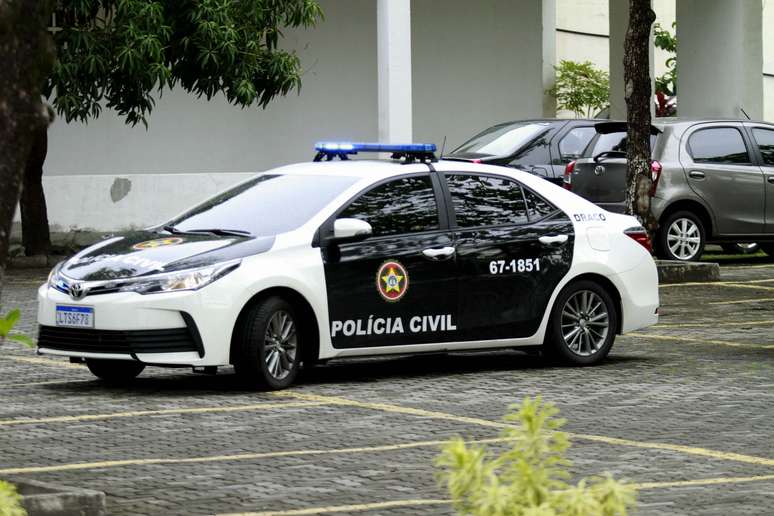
xmin=548 ymin=60 xmax=609 ymax=118
xmin=436 ymin=397 xmax=636 ymax=516
xmin=0 ymin=309 xmax=34 ymax=348
xmin=0 ymin=480 xmax=26 ymax=516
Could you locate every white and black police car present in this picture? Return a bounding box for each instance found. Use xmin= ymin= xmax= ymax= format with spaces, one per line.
xmin=38 ymin=142 xmax=659 ymax=389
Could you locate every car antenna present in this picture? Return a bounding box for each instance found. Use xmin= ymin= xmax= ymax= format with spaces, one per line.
xmin=740 ymin=106 xmax=751 ymax=120
xmin=439 ymin=135 xmax=447 ymax=158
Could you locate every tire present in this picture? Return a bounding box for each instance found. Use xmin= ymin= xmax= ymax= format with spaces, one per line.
xmin=86 ymin=359 xmax=145 ymax=384
xmin=656 ymin=211 xmax=706 ymax=261
xmin=721 ymin=243 xmax=760 ymax=255
xmin=544 ymin=280 xmax=619 ymax=366
xmin=233 ymin=297 xmax=301 ymax=390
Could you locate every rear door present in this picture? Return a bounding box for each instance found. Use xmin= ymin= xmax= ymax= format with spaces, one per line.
xmin=681 ymin=124 xmax=764 ymax=235
xmin=745 ymin=124 xmax=774 ymax=233
xmin=322 ymin=174 xmax=460 ymax=349
xmin=441 ymin=172 xmax=574 ymax=341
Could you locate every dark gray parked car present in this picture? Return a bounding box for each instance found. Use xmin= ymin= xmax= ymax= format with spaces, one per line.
xmin=565 ymin=119 xmax=774 ymax=261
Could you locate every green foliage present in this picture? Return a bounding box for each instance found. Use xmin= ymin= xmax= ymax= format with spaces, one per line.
xmin=548 ymin=61 xmax=609 ymax=118
xmin=0 ymin=309 xmax=35 ymax=348
xmin=653 ymin=22 xmax=677 ymax=96
xmin=436 ymin=397 xmax=637 ymax=516
xmin=45 ymin=0 xmax=324 ymax=126
xmin=0 ymin=480 xmax=26 ymax=516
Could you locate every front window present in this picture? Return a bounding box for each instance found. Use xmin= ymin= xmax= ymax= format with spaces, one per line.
xmin=168 ymin=174 xmax=358 ymax=237
xmin=451 ymin=122 xmax=552 ymax=158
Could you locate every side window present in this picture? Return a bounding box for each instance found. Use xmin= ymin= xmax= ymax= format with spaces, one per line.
xmin=446 ymin=174 xmax=528 ymax=227
xmin=509 ymin=131 xmax=552 ymax=168
xmin=339 ymin=176 xmax=438 ymax=237
xmin=523 ymin=188 xmax=557 ymax=220
xmin=688 ymin=127 xmax=750 ymax=164
xmin=752 ymin=128 xmax=774 ymax=165
xmin=558 ymin=127 xmax=596 ymax=162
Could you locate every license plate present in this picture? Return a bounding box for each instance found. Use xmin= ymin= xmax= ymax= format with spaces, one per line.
xmin=55 ymin=305 xmax=94 ymax=328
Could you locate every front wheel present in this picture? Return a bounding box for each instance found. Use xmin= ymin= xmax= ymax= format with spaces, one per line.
xmin=86 ymin=359 xmax=145 ymax=384
xmin=234 ymin=297 xmax=301 ymax=390
xmin=544 ymin=280 xmax=618 ymax=365
xmin=657 ymin=211 xmax=705 ymax=261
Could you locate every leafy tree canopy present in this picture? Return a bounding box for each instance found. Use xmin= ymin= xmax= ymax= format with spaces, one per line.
xmin=653 ymin=21 xmax=677 ymax=97
xmin=548 ymin=60 xmax=609 ymax=119
xmin=45 ymin=0 xmax=324 ymax=126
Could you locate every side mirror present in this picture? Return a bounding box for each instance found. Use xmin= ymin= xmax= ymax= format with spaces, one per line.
xmin=332 ymin=218 xmax=372 ymax=242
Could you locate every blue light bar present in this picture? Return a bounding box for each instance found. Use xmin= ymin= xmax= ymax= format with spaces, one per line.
xmin=315 ymin=141 xmax=436 ymax=154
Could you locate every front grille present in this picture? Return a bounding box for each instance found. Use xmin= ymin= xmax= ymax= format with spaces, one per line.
xmin=38 ymin=326 xmax=198 ymax=355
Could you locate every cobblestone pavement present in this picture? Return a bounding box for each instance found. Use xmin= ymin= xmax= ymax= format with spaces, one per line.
xmin=1 ymin=265 xmax=774 ymax=515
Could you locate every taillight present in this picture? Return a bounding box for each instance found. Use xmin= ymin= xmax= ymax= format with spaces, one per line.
xmin=563 ymin=160 xmax=575 ymax=190
xmin=649 ymin=160 xmax=662 ymax=195
xmin=471 ymin=159 xmax=482 ymax=164
xmin=624 ymin=226 xmax=652 ymax=252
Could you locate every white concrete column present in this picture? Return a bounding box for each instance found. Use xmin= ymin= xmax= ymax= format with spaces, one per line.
xmin=377 ymin=0 xmax=412 ymax=143
xmin=609 ymin=0 xmax=655 ymax=120
xmin=541 ymin=0 xmax=557 ymax=117
xmin=676 ymin=0 xmax=762 ymax=119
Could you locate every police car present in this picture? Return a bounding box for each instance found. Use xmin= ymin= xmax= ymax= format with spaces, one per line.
xmin=38 ymin=142 xmax=659 ymax=390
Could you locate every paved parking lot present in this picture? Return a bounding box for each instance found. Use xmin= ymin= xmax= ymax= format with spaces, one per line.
xmin=1 ymin=265 xmax=774 ymax=515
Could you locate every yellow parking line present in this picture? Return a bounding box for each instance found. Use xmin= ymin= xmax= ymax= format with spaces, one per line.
xmin=273 ymin=392 xmax=774 ymax=467
xmin=709 ymin=297 xmax=774 ymax=305
xmin=0 ymin=436 xmax=514 ymax=475
xmin=656 ymin=319 xmax=774 ymax=328
xmin=215 ymin=474 xmax=774 ymax=516
xmin=0 ymin=401 xmax=331 ymax=427
xmin=627 ymin=332 xmax=774 ymax=350
xmin=0 ymin=355 xmax=84 ymax=369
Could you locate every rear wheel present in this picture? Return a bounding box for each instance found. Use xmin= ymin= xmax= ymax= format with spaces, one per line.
xmin=657 ymin=211 xmax=705 ymax=261
xmin=234 ymin=297 xmax=301 ymax=390
xmin=544 ymin=280 xmax=618 ymax=365
xmin=721 ymin=243 xmax=760 ymax=255
xmin=86 ymin=359 xmax=145 ymax=384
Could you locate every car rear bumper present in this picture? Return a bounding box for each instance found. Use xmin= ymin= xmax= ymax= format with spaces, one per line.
xmin=611 ymin=256 xmax=659 ymax=333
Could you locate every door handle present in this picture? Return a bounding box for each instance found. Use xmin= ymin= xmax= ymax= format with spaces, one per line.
xmin=689 ymin=170 xmax=706 ymax=179
xmin=422 ymin=246 xmax=456 ymax=261
xmin=538 ymin=235 xmax=568 ymax=246
xmin=767 ymin=176 xmax=774 ymax=184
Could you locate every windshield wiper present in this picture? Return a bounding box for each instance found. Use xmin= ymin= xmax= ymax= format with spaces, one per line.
xmin=161 ymin=225 xmax=251 ymax=237
xmin=162 ymin=224 xmax=184 ymax=235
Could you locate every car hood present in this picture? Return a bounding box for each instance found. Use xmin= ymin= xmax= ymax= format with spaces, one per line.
xmin=61 ymin=231 xmax=275 ymax=281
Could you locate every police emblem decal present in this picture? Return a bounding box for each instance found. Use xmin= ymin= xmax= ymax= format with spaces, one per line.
xmin=376 ymin=260 xmax=409 ymax=302
xmin=132 ymin=237 xmax=184 ymax=250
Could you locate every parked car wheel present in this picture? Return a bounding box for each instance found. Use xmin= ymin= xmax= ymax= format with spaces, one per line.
xmin=86 ymin=359 xmax=145 ymax=384
xmin=657 ymin=211 xmax=706 ymax=261
xmin=721 ymin=243 xmax=760 ymax=255
xmin=234 ymin=297 xmax=301 ymax=390
xmin=544 ymin=280 xmax=618 ymax=366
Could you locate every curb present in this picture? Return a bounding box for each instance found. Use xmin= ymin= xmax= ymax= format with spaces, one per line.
xmin=656 ymin=260 xmax=720 ymax=284
xmin=12 ymin=479 xmax=106 ymax=516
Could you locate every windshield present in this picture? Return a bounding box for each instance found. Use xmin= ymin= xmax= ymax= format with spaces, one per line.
xmin=451 ymin=122 xmax=552 ymax=158
xmin=587 ymin=131 xmax=658 ymax=157
xmin=167 ymin=174 xmax=358 ymax=237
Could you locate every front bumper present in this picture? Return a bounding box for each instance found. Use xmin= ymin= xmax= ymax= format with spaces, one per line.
xmin=37 ymin=284 xmax=236 ymax=366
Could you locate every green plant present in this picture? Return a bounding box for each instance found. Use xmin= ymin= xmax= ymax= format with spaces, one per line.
xmin=548 ymin=61 xmax=609 ymax=118
xmin=0 ymin=310 xmax=35 ymax=348
xmin=654 ymin=22 xmax=677 ymax=97
xmin=436 ymin=397 xmax=636 ymax=516
xmin=0 ymin=480 xmax=26 ymax=516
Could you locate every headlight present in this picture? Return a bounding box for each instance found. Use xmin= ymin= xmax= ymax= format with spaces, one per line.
xmin=47 ymin=261 xmax=65 ymax=289
xmin=120 ymin=259 xmax=241 ymax=294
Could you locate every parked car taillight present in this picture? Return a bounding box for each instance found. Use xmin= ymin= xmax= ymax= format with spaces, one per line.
xmin=624 ymin=226 xmax=652 ymax=252
xmin=649 ymin=160 xmax=662 ymax=196
xmin=563 ymin=160 xmax=575 ymax=190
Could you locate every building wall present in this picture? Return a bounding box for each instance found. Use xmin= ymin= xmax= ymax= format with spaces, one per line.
xmin=411 ymin=0 xmax=546 ymax=149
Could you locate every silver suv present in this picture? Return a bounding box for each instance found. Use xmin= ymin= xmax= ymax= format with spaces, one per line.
xmin=565 ymin=119 xmax=774 ymax=261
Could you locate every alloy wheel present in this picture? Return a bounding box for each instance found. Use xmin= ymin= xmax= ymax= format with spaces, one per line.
xmin=560 ymin=290 xmax=610 ymax=357
xmin=667 ymin=217 xmax=702 ymax=260
xmin=263 ymin=310 xmax=297 ymax=380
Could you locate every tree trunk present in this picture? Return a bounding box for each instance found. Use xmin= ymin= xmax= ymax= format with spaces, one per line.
xmin=0 ymin=0 xmax=55 ymax=308
xmin=623 ymin=0 xmax=657 ymax=232
xmin=20 ymin=107 xmax=52 ymax=256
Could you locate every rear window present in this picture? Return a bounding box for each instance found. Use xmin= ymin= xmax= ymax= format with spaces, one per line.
xmin=586 ymin=131 xmax=658 ymax=157
xmin=688 ymin=127 xmax=750 ymax=164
